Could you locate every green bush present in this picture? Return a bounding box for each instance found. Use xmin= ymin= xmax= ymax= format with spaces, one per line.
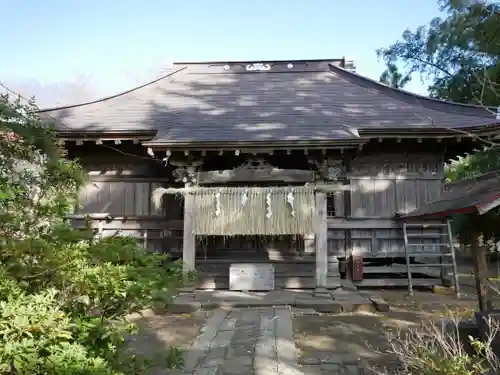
xmin=0 ymin=94 xmax=188 ymax=374
xmin=376 ymin=313 xmax=500 ymax=375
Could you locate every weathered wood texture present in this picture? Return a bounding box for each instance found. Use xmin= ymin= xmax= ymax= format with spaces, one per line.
xmin=350 ymin=153 xmax=444 ymax=217
xmin=326 ymin=222 xmax=450 ymax=287
xmin=182 ymin=191 xmax=196 ymax=272
xmin=315 ymin=192 xmax=328 ymax=287
xmin=328 ymin=226 xmax=448 ymax=254
xmin=71 ymin=159 xmax=183 ymax=254
xmin=70 ymin=218 xmax=167 ymax=252
xmin=193 ymin=234 xmax=341 ymax=289
xmin=77 ymin=181 xmax=165 ymax=216
xmin=326 ymin=191 xmax=344 ymax=217
xmin=76 ymin=159 xmax=169 ymax=216
xmin=350 ymin=226 xmax=448 ymax=256
xmin=78 ymin=155 xmax=165 ymax=177
xmin=197 ymin=168 xmax=315 ymax=184
xmin=195 ymin=259 xmax=341 ymax=289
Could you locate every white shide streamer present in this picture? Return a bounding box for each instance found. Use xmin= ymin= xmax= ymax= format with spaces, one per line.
xmin=241 ymin=189 xmax=248 ymax=208
xmin=265 ymin=192 xmax=272 ymax=219
xmin=215 ymin=190 xmax=221 ymax=217
xmin=286 ymin=191 xmax=295 ymax=217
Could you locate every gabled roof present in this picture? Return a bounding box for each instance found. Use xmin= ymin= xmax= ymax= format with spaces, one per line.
xmin=38 ymin=58 xmax=498 ymax=145
xmin=397 ymin=170 xmax=500 ymax=219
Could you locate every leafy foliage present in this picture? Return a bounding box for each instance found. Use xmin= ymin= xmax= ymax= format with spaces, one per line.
xmin=378 ymin=0 xmax=500 ymax=107
xmin=379 ymin=63 xmax=412 ymax=89
xmin=379 ymin=1 xmax=500 ymax=246
xmin=444 ymin=148 xmax=500 ymax=182
xmin=0 ymin=94 xmax=188 ymax=374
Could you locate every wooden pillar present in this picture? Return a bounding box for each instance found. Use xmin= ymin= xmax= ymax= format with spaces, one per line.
xmin=182 ymin=188 xmax=196 ymax=274
xmin=315 ymin=192 xmax=328 ymax=288
xmin=472 ymin=232 xmax=489 ymax=312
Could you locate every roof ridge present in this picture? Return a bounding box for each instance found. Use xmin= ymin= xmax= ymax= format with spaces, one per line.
xmin=36 ymin=66 xmax=188 ymax=113
xmin=328 ymin=63 xmax=497 ymax=118
xmin=173 ymin=58 xmax=344 ymax=65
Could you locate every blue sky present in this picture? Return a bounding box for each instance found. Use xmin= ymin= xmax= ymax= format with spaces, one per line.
xmin=2 ymin=0 xmax=441 ymax=105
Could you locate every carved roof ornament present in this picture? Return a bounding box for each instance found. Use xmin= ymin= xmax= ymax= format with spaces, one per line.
xmin=196 ymin=157 xmax=316 ymax=184
xmin=169 ymin=159 xmax=203 ymax=185
xmin=235 ymin=158 xmax=275 ymax=171
xmin=309 ymin=157 xmax=344 ymax=181
xmin=245 ymin=63 xmax=271 ymax=72
xmin=168 ymin=158 xmax=203 ymax=168
xmin=327 ymin=166 xmax=343 ymax=180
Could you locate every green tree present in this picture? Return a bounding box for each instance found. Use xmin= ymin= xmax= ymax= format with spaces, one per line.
xmin=0 ymin=94 xmax=188 ymax=374
xmin=379 ymin=63 xmax=412 ymax=89
xmin=378 ymin=0 xmax=500 ymax=181
xmin=378 ymin=0 xmax=500 ymax=108
xmin=378 ymin=1 xmax=500 ymax=239
xmin=379 ymin=1 xmax=500 ymax=315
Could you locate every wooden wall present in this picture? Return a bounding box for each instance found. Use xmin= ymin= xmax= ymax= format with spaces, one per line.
xmin=325 ymin=152 xmax=446 ymax=260
xmin=349 ymin=153 xmax=443 ymax=217
xmin=77 ymin=180 xmax=164 ymax=216
xmin=69 ymin=149 xmax=448 ymax=284
xmin=69 ymin=155 xmax=183 ymax=254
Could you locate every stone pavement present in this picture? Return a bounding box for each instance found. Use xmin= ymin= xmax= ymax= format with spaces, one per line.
xmin=172 ymin=307 xmax=363 ymax=375
xmin=171 ymin=289 xmax=377 ymax=314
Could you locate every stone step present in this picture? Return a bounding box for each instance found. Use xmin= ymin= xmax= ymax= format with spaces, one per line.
xmin=196 ymin=276 xmax=341 ymax=290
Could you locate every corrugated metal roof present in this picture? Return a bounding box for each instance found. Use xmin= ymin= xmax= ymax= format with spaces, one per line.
xmin=37 ymin=59 xmax=498 ymax=144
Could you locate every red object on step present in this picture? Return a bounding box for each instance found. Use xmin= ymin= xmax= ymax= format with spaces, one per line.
xmin=350 ymin=255 xmax=363 ymax=281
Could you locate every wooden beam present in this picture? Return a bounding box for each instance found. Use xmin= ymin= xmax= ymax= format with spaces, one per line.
xmin=343 ymin=153 xmax=352 ymax=258
xmin=472 ymin=236 xmax=488 ymax=312
xmin=347 ymin=172 xmax=444 ymax=180
xmin=353 ymin=278 xmax=439 ymax=287
xmin=86 ymin=176 xmax=171 ymax=182
xmin=328 ymin=218 xmax=400 ymax=229
xmin=197 ymin=168 xmax=316 ymax=184
xmin=183 ymin=187 xmax=196 ymax=275
xmin=315 ymin=192 xmax=328 ymax=288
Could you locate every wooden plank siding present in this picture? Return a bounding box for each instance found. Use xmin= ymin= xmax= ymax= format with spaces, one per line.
xmin=325 ymin=152 xmax=447 ymax=264
xmin=70 ymin=151 xmax=449 ymax=289
xmin=70 ymin=218 xmax=167 ymax=253
xmin=349 ymin=227 xmax=447 ymax=257
xmin=349 ymin=153 xmax=444 ymax=218
xmin=77 ymin=181 xmax=159 ymax=216
xmin=70 ymin=159 xmax=180 ymax=254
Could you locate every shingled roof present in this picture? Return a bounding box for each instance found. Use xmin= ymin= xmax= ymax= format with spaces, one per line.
xmin=38 ymin=58 xmax=498 ymax=145
xmin=397 ymin=170 xmax=500 ymax=219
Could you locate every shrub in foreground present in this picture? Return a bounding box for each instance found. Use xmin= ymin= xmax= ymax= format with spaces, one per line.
xmin=374 ymin=312 xmax=500 ymax=375
xmin=0 ymin=94 xmax=187 ymax=374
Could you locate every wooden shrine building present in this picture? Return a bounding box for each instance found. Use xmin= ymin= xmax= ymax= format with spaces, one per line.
xmin=38 ymin=57 xmax=500 ymax=291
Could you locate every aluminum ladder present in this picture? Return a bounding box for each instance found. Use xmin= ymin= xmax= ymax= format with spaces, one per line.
xmin=402 ymin=220 xmax=460 ymax=298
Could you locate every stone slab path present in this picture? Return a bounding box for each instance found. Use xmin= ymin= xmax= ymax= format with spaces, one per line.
xmin=172 ymin=307 xmax=363 ymax=375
